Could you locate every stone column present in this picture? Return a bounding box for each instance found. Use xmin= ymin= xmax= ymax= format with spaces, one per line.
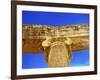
xmin=48 ymin=41 xmax=69 ymax=67
xmin=42 ymin=37 xmax=72 ymax=67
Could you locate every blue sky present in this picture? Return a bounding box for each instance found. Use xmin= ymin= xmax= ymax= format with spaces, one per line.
xmin=22 ymin=11 xmax=89 ymax=26
xmin=22 ymin=50 xmax=89 ymax=69
xmin=22 ymin=11 xmax=89 ymax=69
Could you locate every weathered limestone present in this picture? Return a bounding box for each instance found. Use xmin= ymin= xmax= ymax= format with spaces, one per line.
xmin=22 ymin=24 xmax=89 ymax=67
xmin=42 ymin=37 xmax=72 ymax=67
xmin=48 ymin=41 xmax=69 ymax=67
xmin=22 ymin=24 xmax=89 ymax=54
